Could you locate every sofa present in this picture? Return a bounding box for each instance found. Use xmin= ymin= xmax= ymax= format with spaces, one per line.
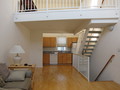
xmin=0 ymin=63 xmax=32 ymax=90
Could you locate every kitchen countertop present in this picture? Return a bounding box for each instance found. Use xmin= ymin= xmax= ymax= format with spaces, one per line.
xmin=43 ymin=47 xmax=72 ymax=53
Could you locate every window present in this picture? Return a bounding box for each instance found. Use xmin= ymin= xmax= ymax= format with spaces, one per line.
xmin=57 ymin=37 xmax=66 ymax=47
xmin=57 ymin=47 xmax=66 ymax=51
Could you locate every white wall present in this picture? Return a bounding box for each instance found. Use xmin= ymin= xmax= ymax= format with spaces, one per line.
xmin=0 ymin=0 xmax=31 ymax=65
xmin=0 ymin=0 xmax=44 ymax=67
xmin=30 ymin=30 xmax=43 ymax=67
xmin=90 ymin=20 xmax=120 ymax=84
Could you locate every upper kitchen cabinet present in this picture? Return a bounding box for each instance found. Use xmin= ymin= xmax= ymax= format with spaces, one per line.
xmin=43 ymin=37 xmax=56 ymax=47
xmin=67 ymin=37 xmax=78 ymax=47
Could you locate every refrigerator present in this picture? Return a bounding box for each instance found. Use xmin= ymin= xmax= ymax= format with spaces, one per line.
xmin=72 ymin=42 xmax=77 ymax=54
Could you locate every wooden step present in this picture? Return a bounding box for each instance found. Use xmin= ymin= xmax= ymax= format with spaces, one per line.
xmin=83 ymin=52 xmax=92 ymax=54
xmin=89 ymin=31 xmax=102 ymax=33
xmin=83 ymin=49 xmax=94 ymax=50
xmin=85 ymin=55 xmax=91 ymax=57
xmin=87 ymin=36 xmax=99 ymax=38
xmin=86 ymin=41 xmax=97 ymax=43
xmin=84 ymin=45 xmax=95 ymax=47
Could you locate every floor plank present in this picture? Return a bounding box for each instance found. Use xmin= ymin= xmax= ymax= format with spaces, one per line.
xmin=33 ymin=65 xmax=120 ymax=90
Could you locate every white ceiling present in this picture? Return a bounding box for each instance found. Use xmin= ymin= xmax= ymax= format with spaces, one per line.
xmin=19 ymin=19 xmax=116 ymax=34
xmin=20 ymin=19 xmax=90 ymax=33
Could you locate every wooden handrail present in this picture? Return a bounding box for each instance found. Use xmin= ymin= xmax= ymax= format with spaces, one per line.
xmin=95 ymin=55 xmax=115 ymax=81
xmin=102 ymin=0 xmax=105 ymax=4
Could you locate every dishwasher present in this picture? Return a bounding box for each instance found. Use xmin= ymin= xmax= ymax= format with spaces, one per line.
xmin=50 ymin=52 xmax=58 ymax=65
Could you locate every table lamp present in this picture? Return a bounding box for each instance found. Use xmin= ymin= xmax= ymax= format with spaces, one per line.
xmin=10 ymin=45 xmax=25 ymax=65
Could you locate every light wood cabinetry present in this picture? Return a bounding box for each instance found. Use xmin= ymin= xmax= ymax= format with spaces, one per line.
xmin=50 ymin=37 xmax=56 ymax=47
xmin=58 ymin=53 xmax=72 ymax=64
xmin=66 ymin=54 xmax=72 ymax=64
xmin=67 ymin=37 xmax=78 ymax=47
xmin=43 ymin=53 xmax=72 ymax=65
xmin=43 ymin=53 xmax=50 ymax=65
xmin=43 ymin=37 xmax=56 ymax=47
xmin=43 ymin=37 xmax=78 ymax=48
xmin=58 ymin=53 xmax=63 ymax=64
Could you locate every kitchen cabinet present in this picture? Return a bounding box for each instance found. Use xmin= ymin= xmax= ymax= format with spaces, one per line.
xmin=50 ymin=37 xmax=56 ymax=47
xmin=67 ymin=37 xmax=78 ymax=47
xmin=58 ymin=53 xmax=72 ymax=64
xmin=58 ymin=53 xmax=63 ymax=64
xmin=66 ymin=53 xmax=72 ymax=64
xmin=43 ymin=53 xmax=50 ymax=65
xmin=43 ymin=37 xmax=78 ymax=48
xmin=43 ymin=37 xmax=56 ymax=47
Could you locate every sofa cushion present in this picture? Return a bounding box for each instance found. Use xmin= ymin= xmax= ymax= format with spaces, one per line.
xmin=0 ymin=63 xmax=10 ymax=80
xmin=0 ymin=76 xmax=5 ymax=87
xmin=11 ymin=70 xmax=32 ymax=78
xmin=3 ymin=78 xmax=31 ymax=90
xmin=6 ymin=71 xmax=26 ymax=82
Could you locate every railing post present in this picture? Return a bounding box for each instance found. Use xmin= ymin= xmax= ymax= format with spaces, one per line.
xmin=116 ymin=0 xmax=119 ymax=9
xmin=46 ymin=0 xmax=48 ymax=11
xmin=88 ymin=57 xmax=90 ymax=81
xmin=16 ymin=0 xmax=19 ymax=12
xmin=80 ymin=0 xmax=82 ymax=9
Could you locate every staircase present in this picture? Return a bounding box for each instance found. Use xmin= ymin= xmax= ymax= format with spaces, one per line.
xmin=82 ymin=28 xmax=103 ymax=57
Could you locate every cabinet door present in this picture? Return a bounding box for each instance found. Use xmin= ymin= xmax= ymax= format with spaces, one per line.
xmin=67 ymin=37 xmax=78 ymax=47
xmin=58 ymin=53 xmax=63 ymax=64
xmin=43 ymin=37 xmax=50 ymax=47
xmin=50 ymin=37 xmax=56 ymax=47
xmin=58 ymin=53 xmax=73 ymax=64
xmin=66 ymin=53 xmax=72 ymax=64
xmin=67 ymin=38 xmax=72 ymax=47
xmin=43 ymin=53 xmax=50 ymax=65
xmin=62 ymin=53 xmax=67 ymax=64
xmin=72 ymin=37 xmax=78 ymax=43
xmin=43 ymin=37 xmax=48 ymax=47
xmin=43 ymin=37 xmax=56 ymax=47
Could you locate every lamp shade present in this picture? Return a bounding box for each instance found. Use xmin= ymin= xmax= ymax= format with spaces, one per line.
xmin=10 ymin=45 xmax=25 ymax=54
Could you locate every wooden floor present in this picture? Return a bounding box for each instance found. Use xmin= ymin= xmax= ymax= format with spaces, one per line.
xmin=33 ymin=65 xmax=120 ymax=90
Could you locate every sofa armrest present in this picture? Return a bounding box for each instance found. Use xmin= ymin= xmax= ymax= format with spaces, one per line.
xmin=25 ymin=70 xmax=32 ymax=78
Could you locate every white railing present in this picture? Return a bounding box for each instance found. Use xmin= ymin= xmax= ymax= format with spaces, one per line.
xmin=73 ymin=54 xmax=90 ymax=81
xmin=14 ymin=0 xmax=118 ymax=12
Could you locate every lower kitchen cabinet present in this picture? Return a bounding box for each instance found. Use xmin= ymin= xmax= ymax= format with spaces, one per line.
xmin=58 ymin=53 xmax=72 ymax=65
xmin=66 ymin=53 xmax=72 ymax=64
xmin=58 ymin=53 xmax=63 ymax=64
xmin=43 ymin=53 xmax=50 ymax=65
xmin=43 ymin=53 xmax=72 ymax=65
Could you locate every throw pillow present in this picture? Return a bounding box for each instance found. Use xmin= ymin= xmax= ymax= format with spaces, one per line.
xmin=0 ymin=76 xmax=5 ymax=87
xmin=0 ymin=63 xmax=10 ymax=80
xmin=6 ymin=70 xmax=26 ymax=82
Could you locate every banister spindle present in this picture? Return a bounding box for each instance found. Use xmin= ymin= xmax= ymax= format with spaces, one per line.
xmin=46 ymin=0 xmax=48 ymax=11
